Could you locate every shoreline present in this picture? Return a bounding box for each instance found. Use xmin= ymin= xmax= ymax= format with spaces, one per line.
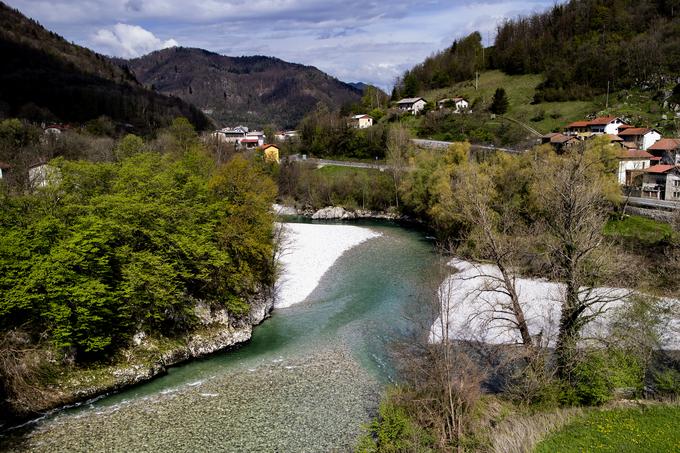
xmin=1 ymin=290 xmax=275 ymax=432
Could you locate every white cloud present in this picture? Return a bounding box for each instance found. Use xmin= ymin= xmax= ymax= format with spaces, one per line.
xmin=92 ymin=23 xmax=178 ymax=58
xmin=7 ymin=0 xmax=555 ymax=88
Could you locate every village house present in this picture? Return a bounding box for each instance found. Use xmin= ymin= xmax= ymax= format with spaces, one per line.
xmin=349 ymin=114 xmax=374 ymax=129
xmin=437 ymin=97 xmax=469 ymax=112
xmin=396 ymin=97 xmax=427 ymax=115
xmin=648 ymin=138 xmax=680 ymax=165
xmin=541 ymin=132 xmax=578 ymax=152
xmin=213 ymin=126 xmax=248 ymax=143
xmin=637 ymin=164 xmax=680 ymax=201
xmin=261 ymin=144 xmax=280 ymax=164
xmin=587 ymin=116 xmax=627 ymax=135
xmin=238 ymin=138 xmax=261 ymax=149
xmin=616 ymin=149 xmax=654 ymax=185
xmin=565 ymin=117 xmax=627 ymax=136
xmin=244 ymin=130 xmax=266 ymax=147
xmin=616 ymin=127 xmax=661 ymax=150
xmin=564 ymin=121 xmax=590 ymax=136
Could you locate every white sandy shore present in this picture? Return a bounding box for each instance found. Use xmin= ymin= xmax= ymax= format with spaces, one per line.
xmin=275 ymin=223 xmax=381 ymax=308
xmin=431 ymin=259 xmax=680 ymax=349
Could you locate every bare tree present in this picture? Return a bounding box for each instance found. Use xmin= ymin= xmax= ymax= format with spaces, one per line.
xmin=386 ymin=124 xmax=412 ymax=208
xmin=395 ymin=257 xmax=487 ymax=452
xmin=453 ymin=165 xmax=534 ymax=348
xmin=532 ymin=144 xmax=623 ymax=374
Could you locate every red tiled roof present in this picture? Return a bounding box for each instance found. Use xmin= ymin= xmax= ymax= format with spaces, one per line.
xmin=587 ymin=116 xmax=619 ymax=126
xmin=617 ymin=127 xmax=653 ymax=136
xmin=648 ymin=138 xmax=680 ymax=151
xmin=551 ymin=134 xmax=576 ymax=144
xmin=604 ymin=134 xmax=624 ymax=141
xmin=240 ymin=138 xmax=259 ymax=143
xmin=645 ymin=164 xmax=677 ymax=174
xmin=567 ymin=121 xmax=589 ymax=128
xmin=261 ymin=144 xmax=279 ymax=150
xmin=618 ymin=149 xmax=653 ymax=159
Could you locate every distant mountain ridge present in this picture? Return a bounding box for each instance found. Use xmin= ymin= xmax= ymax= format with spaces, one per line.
xmin=0 ymin=2 xmax=211 ymax=132
xmin=122 ymin=47 xmax=362 ymax=129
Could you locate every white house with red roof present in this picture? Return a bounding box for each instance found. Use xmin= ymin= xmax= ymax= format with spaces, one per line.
xmin=565 ymin=116 xmax=627 ymax=136
xmin=617 ymin=127 xmax=661 ymax=150
xmin=616 ymin=149 xmax=654 ymax=185
xmin=586 ymin=116 xmax=627 ymax=135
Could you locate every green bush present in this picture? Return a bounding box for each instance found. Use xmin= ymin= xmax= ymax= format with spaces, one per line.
xmin=652 ymin=368 xmax=680 ymax=398
xmin=566 ymin=349 xmax=645 ymax=406
xmin=357 ymin=399 xmax=432 ymax=453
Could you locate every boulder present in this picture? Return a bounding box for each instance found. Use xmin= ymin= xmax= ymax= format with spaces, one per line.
xmin=311 ymin=206 xmax=357 ymax=220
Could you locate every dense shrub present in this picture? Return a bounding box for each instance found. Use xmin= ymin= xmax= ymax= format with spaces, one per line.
xmin=0 ymin=122 xmax=277 ymax=360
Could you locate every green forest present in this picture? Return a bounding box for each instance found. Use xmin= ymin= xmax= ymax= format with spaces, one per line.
xmin=0 ymin=118 xmax=277 ymax=418
xmin=393 ymin=0 xmax=680 ymax=104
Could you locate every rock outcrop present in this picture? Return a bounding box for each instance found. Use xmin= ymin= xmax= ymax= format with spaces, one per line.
xmin=19 ymin=290 xmax=275 ymax=421
xmin=311 ymin=206 xmax=357 ymax=220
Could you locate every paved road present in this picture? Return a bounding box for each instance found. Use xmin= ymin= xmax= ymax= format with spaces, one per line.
xmin=628 ymin=196 xmax=680 ymax=211
xmin=287 ymin=156 xmax=389 ymax=171
xmin=411 ymin=138 xmax=523 ymax=154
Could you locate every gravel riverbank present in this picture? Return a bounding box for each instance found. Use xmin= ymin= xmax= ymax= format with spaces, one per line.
xmin=5 ymin=344 xmax=379 ymax=453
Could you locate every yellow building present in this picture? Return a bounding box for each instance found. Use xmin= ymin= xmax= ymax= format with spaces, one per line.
xmin=261 ymin=144 xmax=280 ymax=163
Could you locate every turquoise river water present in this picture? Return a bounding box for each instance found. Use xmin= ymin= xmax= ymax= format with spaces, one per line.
xmin=2 ymin=220 xmax=441 ymax=452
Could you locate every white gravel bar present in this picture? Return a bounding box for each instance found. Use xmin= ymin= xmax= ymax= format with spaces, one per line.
xmin=431 ymin=259 xmax=680 ymax=349
xmin=275 ymin=223 xmax=381 ymax=308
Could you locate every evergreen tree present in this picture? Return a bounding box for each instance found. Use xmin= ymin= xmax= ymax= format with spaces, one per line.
xmin=490 ymin=88 xmax=509 ymax=115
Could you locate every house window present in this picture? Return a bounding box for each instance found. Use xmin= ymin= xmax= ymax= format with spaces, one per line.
xmin=675 ymin=191 xmax=680 ymax=199
xmin=674 ymin=180 xmax=680 ymax=187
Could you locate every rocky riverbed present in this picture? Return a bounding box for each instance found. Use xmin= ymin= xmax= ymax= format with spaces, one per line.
xmin=273 ymin=203 xmax=405 ymax=221
xmin=5 ymin=344 xmax=379 ymax=453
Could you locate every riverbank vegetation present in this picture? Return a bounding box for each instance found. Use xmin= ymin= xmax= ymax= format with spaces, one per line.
xmin=277 ymin=163 xmax=396 ymax=212
xmin=0 ymin=118 xmax=277 ymax=420
xmin=358 ymin=139 xmax=680 ymax=452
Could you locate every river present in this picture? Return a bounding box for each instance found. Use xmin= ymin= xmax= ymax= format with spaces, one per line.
xmin=2 ymin=220 xmax=440 ymax=452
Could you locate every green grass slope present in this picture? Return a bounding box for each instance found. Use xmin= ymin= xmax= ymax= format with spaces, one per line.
xmin=419 ymin=70 xmax=678 ymax=136
xmin=535 ymin=405 xmax=680 ymax=452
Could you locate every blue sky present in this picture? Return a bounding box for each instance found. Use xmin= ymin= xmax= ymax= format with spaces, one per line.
xmin=6 ymin=0 xmax=553 ymax=90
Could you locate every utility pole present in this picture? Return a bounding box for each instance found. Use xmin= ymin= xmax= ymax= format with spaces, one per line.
xmin=475 ymin=72 xmax=479 ymax=90
xmin=606 ymin=80 xmax=610 ymax=110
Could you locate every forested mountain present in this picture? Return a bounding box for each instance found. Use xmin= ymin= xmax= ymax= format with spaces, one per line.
xmin=494 ymin=0 xmax=680 ymax=102
xmin=394 ymin=0 xmax=680 ymax=103
xmin=122 ymin=47 xmax=362 ymax=129
xmin=393 ymin=32 xmax=487 ymax=99
xmin=0 ymin=2 xmax=211 ymax=132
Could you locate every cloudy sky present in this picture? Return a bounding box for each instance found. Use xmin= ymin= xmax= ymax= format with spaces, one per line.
xmin=6 ymin=0 xmax=553 ymax=89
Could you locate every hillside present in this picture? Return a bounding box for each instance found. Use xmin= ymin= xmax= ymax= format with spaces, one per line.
xmin=123 ymin=47 xmax=362 ymax=129
xmin=391 ymin=0 xmax=680 ymax=145
xmin=0 ymin=2 xmax=210 ymax=132
xmin=396 ymin=0 xmax=680 ymax=103
xmin=419 ymin=70 xmax=678 ymax=135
